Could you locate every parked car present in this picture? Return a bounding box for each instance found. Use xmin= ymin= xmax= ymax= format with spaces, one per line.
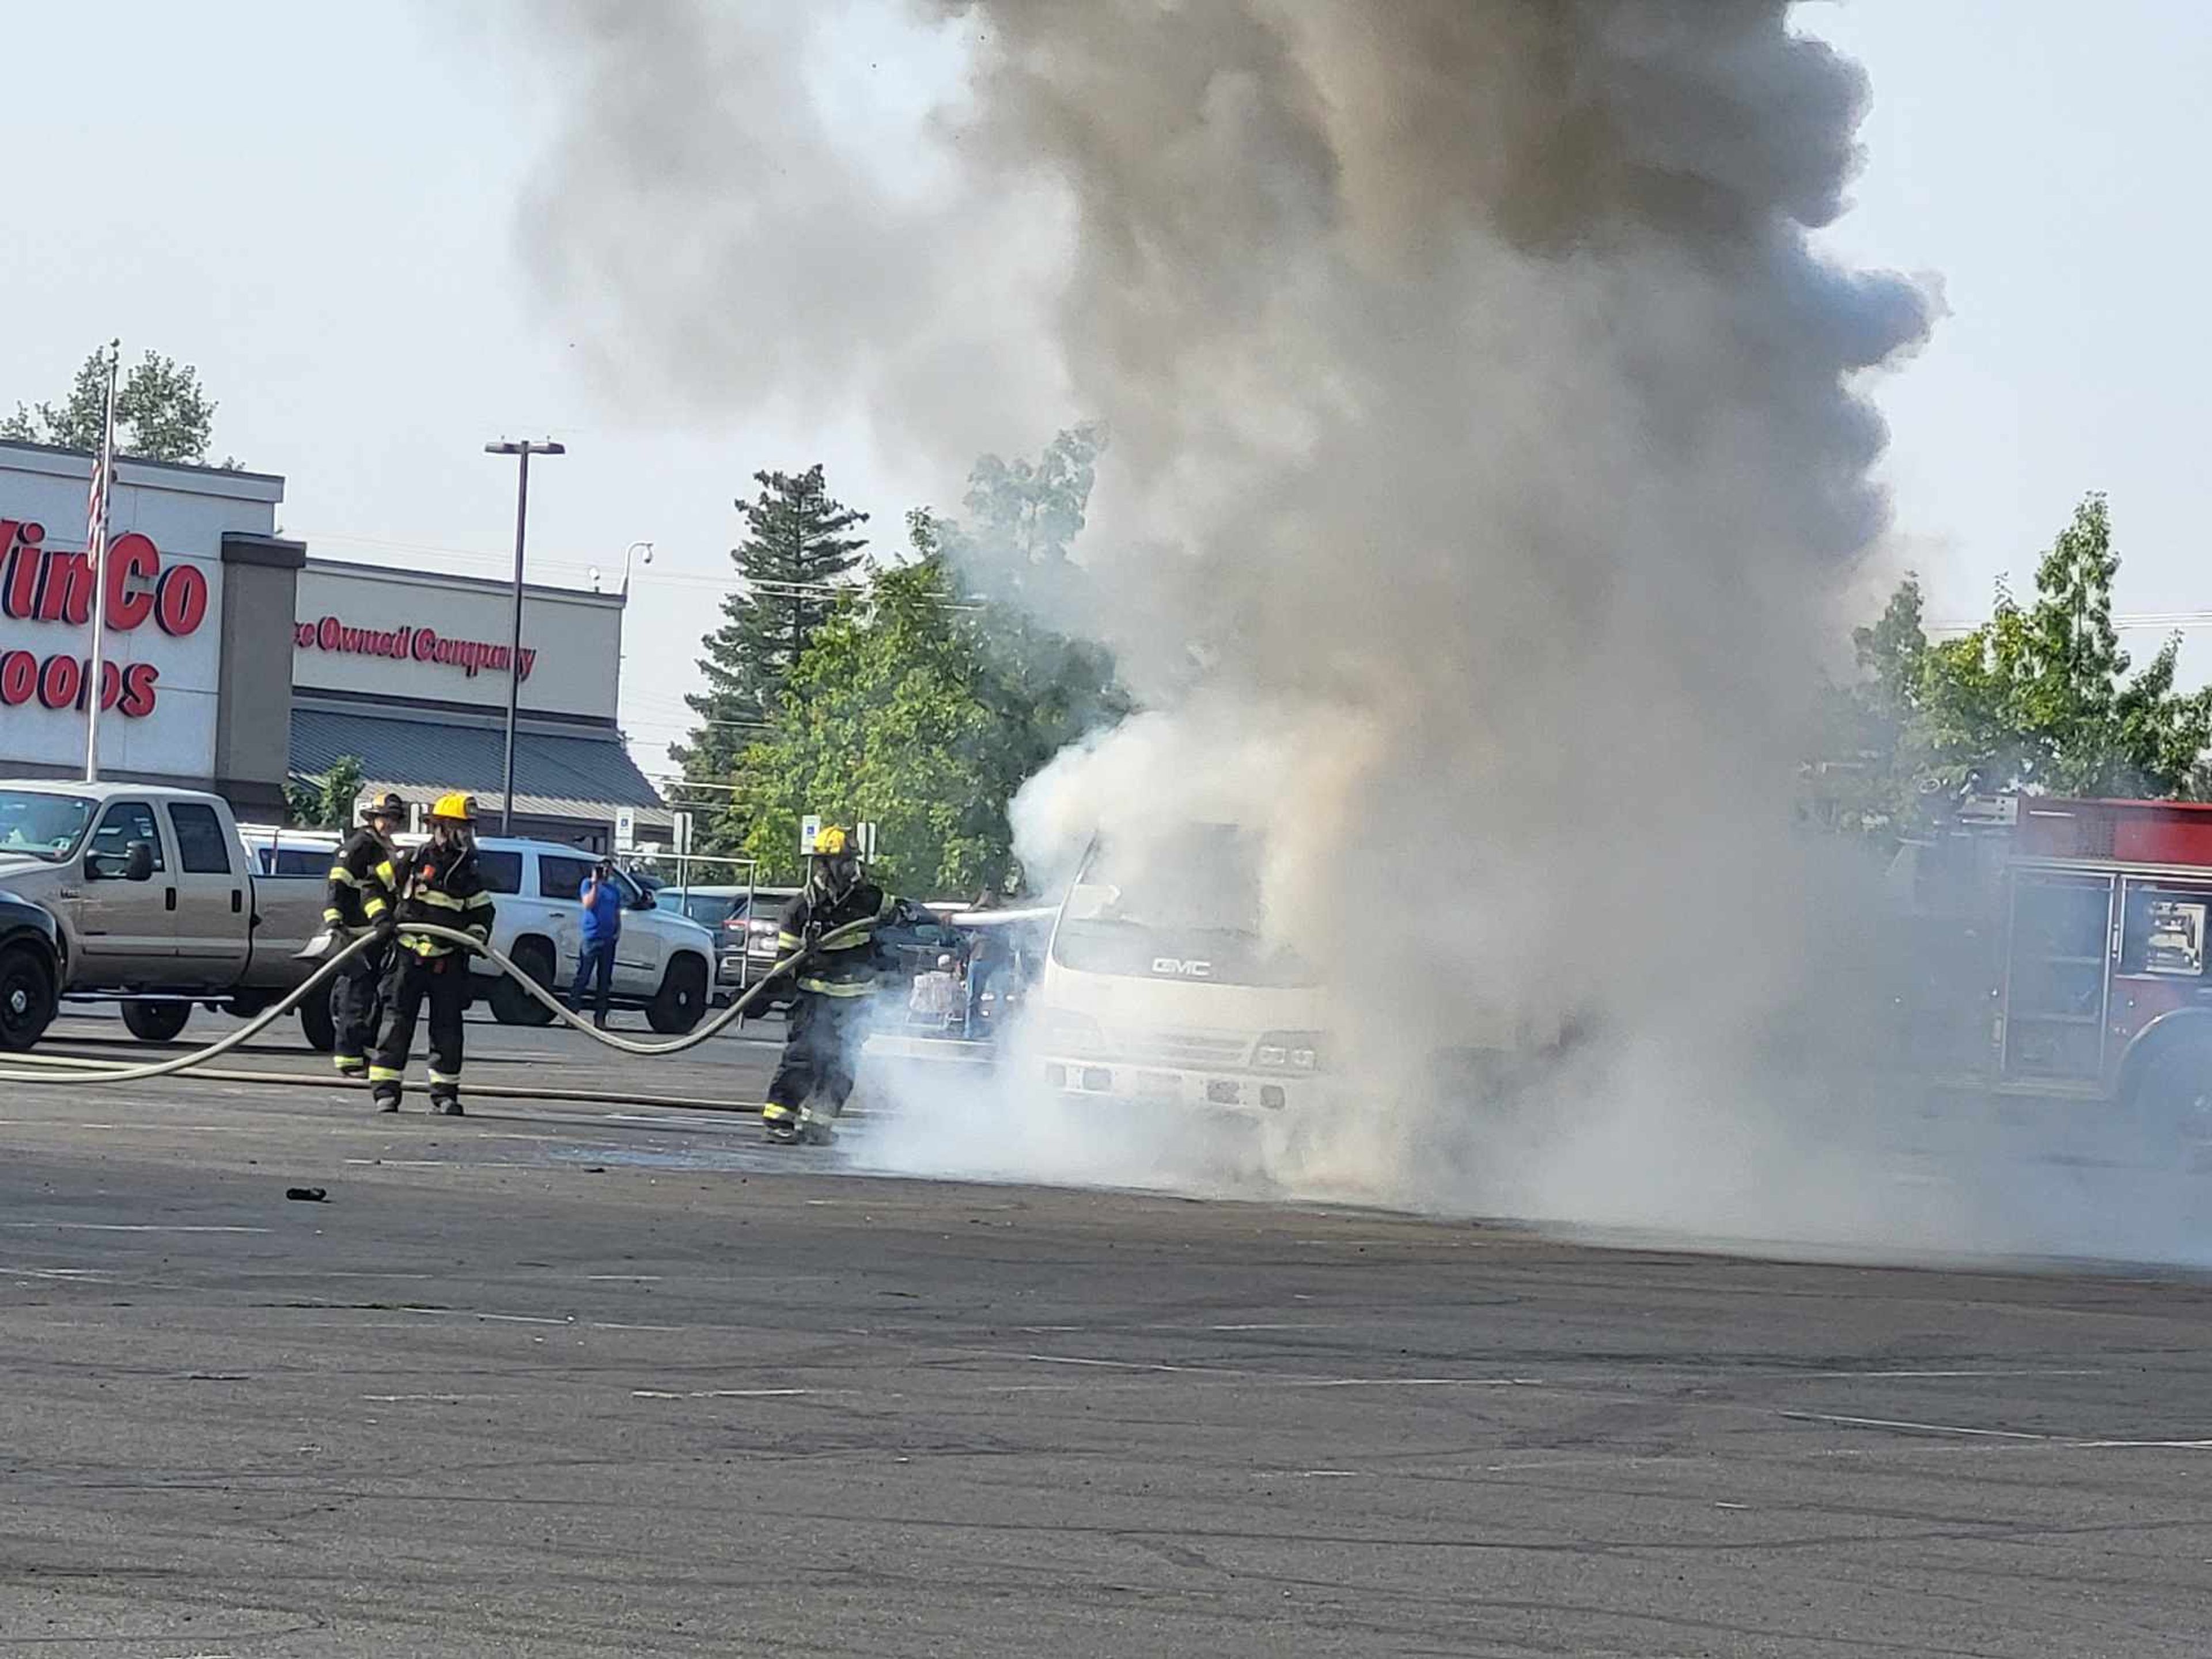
xmin=652 ymin=884 xmax=747 ymax=991
xmin=468 ymin=839 xmax=717 ymax=1033
xmin=653 ymin=884 xmax=798 ymax=1000
xmin=0 ymin=888 xmax=62 ymax=1051
xmin=238 ymin=825 xmax=342 ymax=879
xmin=0 ymin=781 xmax=328 ymax=1048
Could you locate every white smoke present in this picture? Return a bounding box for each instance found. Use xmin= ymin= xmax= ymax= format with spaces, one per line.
xmin=510 ymin=2 xmax=2212 ymax=1266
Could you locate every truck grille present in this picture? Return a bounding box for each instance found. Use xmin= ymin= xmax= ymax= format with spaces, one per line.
xmin=1111 ymin=1029 xmax=1251 ymax=1069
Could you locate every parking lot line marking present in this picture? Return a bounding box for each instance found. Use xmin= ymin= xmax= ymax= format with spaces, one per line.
xmin=1782 ymin=1411 xmax=2053 ymax=1441
xmin=2075 ymin=1438 xmax=2212 ymax=1449
xmin=359 ymin=1393 xmax=498 ymax=1403
xmin=402 ymin=1306 xmax=571 ymax=1326
xmin=1013 ymin=1351 xmax=1541 ymax=1389
xmin=1288 ymin=1376 xmax=1536 ymax=1389
xmin=1781 ymin=1410 xmax=2212 ymax=1449
xmin=0 ymin=1222 xmax=268 ymax=1233
xmin=1024 ymin=1353 xmax=1213 ymax=1374
xmin=342 ymin=1159 xmax=531 ymax=1170
xmin=1795 ymin=1368 xmax=2104 ymax=1380
xmin=632 ymin=1388 xmax=814 ymax=1400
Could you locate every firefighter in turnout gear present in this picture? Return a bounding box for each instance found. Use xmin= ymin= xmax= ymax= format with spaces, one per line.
xmin=369 ymin=793 xmax=496 ymax=1115
xmin=324 ymin=791 xmax=406 ymax=1079
xmin=763 ymin=825 xmax=896 ymax=1145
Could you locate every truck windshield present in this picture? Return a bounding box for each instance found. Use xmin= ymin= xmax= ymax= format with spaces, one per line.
xmin=1051 ymin=830 xmax=1315 ymax=988
xmin=0 ymin=790 xmax=96 ymax=862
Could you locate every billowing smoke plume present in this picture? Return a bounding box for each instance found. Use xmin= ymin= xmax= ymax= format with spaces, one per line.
xmin=510 ymin=5 xmax=2207 ymax=1261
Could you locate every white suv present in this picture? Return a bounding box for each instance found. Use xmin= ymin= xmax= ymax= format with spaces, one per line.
xmin=467 ymin=838 xmax=717 ymax=1033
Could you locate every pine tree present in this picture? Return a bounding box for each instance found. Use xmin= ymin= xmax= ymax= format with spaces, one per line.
xmin=670 ymin=466 xmax=868 ymax=834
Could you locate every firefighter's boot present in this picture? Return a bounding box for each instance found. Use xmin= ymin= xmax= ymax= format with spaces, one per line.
xmin=762 ymin=1102 xmax=802 ymax=1145
xmin=369 ymin=1067 xmax=402 ymax=1113
xmin=797 ymin=1110 xmax=838 ymax=1147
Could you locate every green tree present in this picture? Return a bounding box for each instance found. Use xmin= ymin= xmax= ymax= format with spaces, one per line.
xmin=670 ymin=465 xmax=868 ymax=847
xmin=940 ymin=422 xmax=1106 ymax=601
xmin=1803 ymin=576 xmax=1935 ymax=839
xmin=1823 ymin=495 xmax=2212 ymax=837
xmin=926 ymin=422 xmax=1124 ymax=858
xmin=286 ymin=756 xmax=365 ymax=831
xmin=2 ymin=347 xmax=222 ymax=464
xmin=722 ymin=509 xmax=1122 ymax=896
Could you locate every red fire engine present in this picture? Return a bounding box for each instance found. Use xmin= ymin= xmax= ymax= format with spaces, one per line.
xmin=1894 ymin=795 xmax=2212 ymax=1131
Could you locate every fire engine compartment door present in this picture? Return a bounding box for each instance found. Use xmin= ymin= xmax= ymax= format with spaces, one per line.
xmin=2001 ymin=869 xmax=2115 ymax=1082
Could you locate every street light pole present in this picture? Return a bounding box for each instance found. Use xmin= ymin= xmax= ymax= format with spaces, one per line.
xmin=484 ymin=438 xmax=566 ymax=836
xmin=620 ymin=540 xmax=654 ymax=597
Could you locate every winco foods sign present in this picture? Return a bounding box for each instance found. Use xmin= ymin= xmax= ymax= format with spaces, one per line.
xmin=0 ymin=518 xmax=211 ymax=717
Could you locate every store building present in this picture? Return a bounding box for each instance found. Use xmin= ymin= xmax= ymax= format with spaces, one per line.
xmin=0 ymin=441 xmax=303 ymax=817
xmin=289 ymin=559 xmax=669 ymax=849
xmin=0 ymin=440 xmax=667 ymax=847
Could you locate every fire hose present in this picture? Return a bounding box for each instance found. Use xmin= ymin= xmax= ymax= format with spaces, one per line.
xmin=0 ymin=915 xmax=882 ymax=1088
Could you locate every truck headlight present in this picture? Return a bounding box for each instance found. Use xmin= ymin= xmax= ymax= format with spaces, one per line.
xmin=1255 ymin=1032 xmax=1324 ymax=1073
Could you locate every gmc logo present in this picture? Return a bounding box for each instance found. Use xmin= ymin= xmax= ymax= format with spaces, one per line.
xmin=1152 ymin=957 xmax=1213 ymax=979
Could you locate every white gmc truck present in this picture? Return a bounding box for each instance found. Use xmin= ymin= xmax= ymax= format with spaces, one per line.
xmin=0 ymin=779 xmax=327 ymax=1050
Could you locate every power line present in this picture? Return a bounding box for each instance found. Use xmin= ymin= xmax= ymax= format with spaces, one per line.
xmin=1926 ymin=613 xmax=2212 ymax=637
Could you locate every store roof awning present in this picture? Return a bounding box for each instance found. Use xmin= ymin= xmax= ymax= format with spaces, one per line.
xmin=290 ymin=707 xmax=669 ymax=830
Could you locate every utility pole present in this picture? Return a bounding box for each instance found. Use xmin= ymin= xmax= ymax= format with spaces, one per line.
xmin=484 ymin=438 xmax=566 ymax=835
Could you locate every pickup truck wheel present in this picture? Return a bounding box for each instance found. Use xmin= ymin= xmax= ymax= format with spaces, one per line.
xmin=491 ymin=940 xmax=558 ymax=1027
xmin=647 ymin=957 xmax=709 ymax=1035
xmin=298 ymin=984 xmax=338 ymax=1052
xmin=120 ymin=1001 xmax=191 ymax=1044
xmin=0 ymin=944 xmax=57 ymax=1052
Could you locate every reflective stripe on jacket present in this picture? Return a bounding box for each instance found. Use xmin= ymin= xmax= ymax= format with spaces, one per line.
xmin=324 ymin=829 xmax=399 ymax=931
xmin=779 ymin=880 xmax=895 ymax=997
xmin=390 ymin=841 xmax=496 ymax=959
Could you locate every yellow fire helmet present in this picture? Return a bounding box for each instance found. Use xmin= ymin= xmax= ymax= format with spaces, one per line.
xmin=429 ymin=791 xmax=480 ymax=825
xmin=813 ymin=824 xmax=853 ymax=857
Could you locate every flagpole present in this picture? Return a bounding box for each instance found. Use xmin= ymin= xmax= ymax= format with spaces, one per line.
xmin=83 ymin=339 xmax=120 ymax=783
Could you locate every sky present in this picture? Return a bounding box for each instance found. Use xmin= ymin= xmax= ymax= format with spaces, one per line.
xmin=2 ymin=1 xmax=2209 ymax=778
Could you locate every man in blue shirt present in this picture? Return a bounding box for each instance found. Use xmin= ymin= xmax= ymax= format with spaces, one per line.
xmin=571 ymin=859 xmax=622 ymax=1029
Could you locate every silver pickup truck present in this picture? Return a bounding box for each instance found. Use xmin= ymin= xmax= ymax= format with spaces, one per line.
xmin=0 ymin=780 xmax=328 ymax=1049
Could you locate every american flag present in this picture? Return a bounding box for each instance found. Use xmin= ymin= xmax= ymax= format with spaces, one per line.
xmin=84 ymin=345 xmax=116 ymax=571
xmin=81 ymin=343 xmax=120 ymax=782
xmin=84 ymin=432 xmax=108 ymax=564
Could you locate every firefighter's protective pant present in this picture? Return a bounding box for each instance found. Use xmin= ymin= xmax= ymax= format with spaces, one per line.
xmin=331 ymin=940 xmax=389 ymax=1073
xmin=765 ymin=993 xmax=868 ymax=1124
xmin=370 ymin=952 xmax=468 ymax=1106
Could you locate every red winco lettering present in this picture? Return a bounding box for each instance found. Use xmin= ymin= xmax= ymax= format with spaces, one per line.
xmin=296 ymin=615 xmax=536 ymax=681
xmin=0 ymin=521 xmax=202 ymax=721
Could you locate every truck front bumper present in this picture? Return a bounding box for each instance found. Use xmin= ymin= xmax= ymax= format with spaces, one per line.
xmin=1039 ymin=1054 xmax=1327 ymax=1114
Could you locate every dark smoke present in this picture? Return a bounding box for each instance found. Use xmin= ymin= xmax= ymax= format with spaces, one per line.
xmin=501 ymin=3 xmax=2207 ymax=1263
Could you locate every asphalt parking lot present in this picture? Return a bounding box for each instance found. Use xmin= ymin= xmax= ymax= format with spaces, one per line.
xmin=1 ymin=1015 xmax=2209 ymax=1656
